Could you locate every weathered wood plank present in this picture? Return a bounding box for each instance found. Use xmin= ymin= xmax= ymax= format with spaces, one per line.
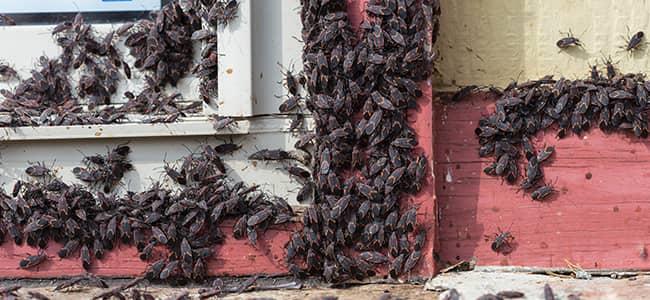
xmin=410 ymin=83 xmax=436 ymax=277
xmin=435 ymin=93 xmax=650 ymax=270
xmin=0 ymin=223 xmax=292 ymax=278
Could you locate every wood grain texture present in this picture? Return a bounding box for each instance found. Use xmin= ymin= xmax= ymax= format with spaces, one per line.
xmin=0 ymin=0 xmax=435 ymax=279
xmin=0 ymin=222 xmax=292 ymax=278
xmin=435 ymin=93 xmax=650 ymax=270
xmin=411 ymin=84 xmax=436 ymax=277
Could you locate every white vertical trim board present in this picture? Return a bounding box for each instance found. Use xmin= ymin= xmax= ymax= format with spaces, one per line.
xmin=217 ymin=0 xmax=253 ymax=117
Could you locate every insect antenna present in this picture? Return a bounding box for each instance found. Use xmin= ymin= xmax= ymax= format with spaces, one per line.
xmin=181 ymin=143 xmax=198 ymax=155
xmin=576 ymin=27 xmax=590 ymax=50
xmin=276 ymin=61 xmax=289 ymax=77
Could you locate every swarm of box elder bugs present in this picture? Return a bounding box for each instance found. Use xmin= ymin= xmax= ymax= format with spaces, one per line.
xmin=1 ymin=134 xmax=294 ymax=282
xmin=473 ymin=58 xmax=650 ymax=206
xmin=280 ymin=0 xmax=439 ymax=283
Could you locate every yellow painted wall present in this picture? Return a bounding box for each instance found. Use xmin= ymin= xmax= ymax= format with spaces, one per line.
xmin=434 ymin=0 xmax=650 ymax=90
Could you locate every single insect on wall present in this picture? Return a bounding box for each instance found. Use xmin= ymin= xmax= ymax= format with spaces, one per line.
xmin=556 ymin=29 xmax=584 ymax=50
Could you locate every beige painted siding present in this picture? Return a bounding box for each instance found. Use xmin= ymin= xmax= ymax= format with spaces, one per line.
xmin=434 ymin=0 xmax=650 ymax=90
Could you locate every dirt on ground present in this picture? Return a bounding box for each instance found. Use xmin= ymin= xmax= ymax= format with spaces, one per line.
xmin=0 ymin=281 xmax=435 ymax=300
xmin=15 ymin=270 xmax=650 ymax=299
xmin=427 ymin=270 xmax=650 ymax=300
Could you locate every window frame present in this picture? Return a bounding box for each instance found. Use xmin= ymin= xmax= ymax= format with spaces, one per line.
xmin=0 ymin=0 xmax=257 ymax=141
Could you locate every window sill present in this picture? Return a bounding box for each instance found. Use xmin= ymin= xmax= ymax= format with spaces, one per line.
xmin=0 ymin=115 xmax=310 ymax=141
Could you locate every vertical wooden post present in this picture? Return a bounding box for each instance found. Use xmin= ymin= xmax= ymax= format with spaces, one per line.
xmin=347 ymin=0 xmax=437 ymax=278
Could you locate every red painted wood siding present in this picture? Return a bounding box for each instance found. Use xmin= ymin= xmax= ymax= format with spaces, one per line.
xmin=0 ymin=222 xmax=292 ymax=277
xmin=0 ymin=1 xmax=435 ymax=279
xmin=435 ymin=93 xmax=650 ymax=269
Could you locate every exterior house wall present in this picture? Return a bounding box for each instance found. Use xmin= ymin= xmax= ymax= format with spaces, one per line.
xmin=0 ymin=0 xmax=436 ymax=278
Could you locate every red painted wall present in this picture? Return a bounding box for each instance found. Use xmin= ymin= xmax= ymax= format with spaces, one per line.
xmin=435 ymin=93 xmax=650 ymax=270
xmin=0 ymin=222 xmax=292 ymax=277
xmin=0 ymin=0 xmax=436 ymax=279
xmin=346 ymin=0 xmax=436 ymax=278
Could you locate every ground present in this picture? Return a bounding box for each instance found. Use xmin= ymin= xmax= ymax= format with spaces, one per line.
xmin=5 ymin=271 xmax=650 ymax=299
xmin=0 ymin=281 xmax=435 ymax=300
xmin=427 ymin=270 xmax=650 ymax=299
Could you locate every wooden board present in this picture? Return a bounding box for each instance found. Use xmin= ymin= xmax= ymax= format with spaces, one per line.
xmin=0 ymin=0 xmax=436 ymax=279
xmin=435 ymin=93 xmax=650 ymax=270
xmin=0 ymin=222 xmax=292 ymax=278
xmin=402 ymin=83 xmax=436 ymax=277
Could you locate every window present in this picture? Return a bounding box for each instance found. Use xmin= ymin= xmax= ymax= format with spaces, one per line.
xmin=0 ymin=0 xmax=306 ymax=142
xmin=0 ymin=0 xmax=306 ymax=206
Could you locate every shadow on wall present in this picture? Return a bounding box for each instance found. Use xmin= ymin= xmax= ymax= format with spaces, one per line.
xmin=250 ymin=0 xmax=304 ymax=116
xmin=433 ymin=96 xmax=486 ymax=267
xmin=434 ymin=0 xmax=526 ymax=89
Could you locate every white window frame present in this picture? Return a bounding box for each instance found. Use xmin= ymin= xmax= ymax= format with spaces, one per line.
xmin=215 ymin=0 xmax=253 ymax=117
xmin=0 ymin=0 xmax=273 ymax=142
xmin=0 ymin=0 xmax=315 ymax=209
